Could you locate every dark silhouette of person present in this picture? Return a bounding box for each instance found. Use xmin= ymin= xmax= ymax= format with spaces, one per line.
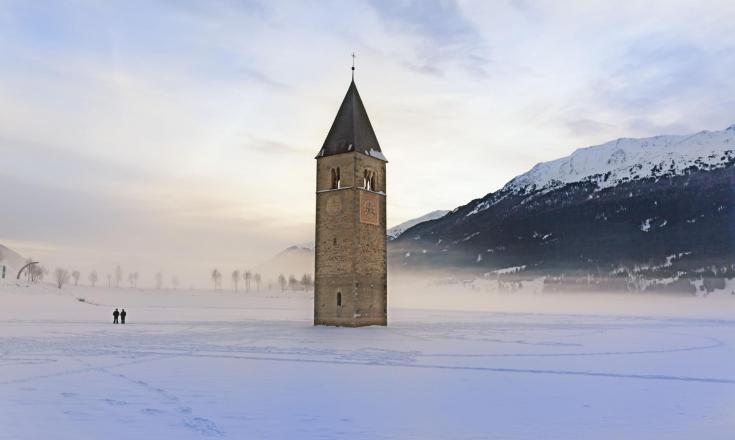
xmin=120 ymin=309 xmax=127 ymax=324
xmin=113 ymin=308 xmax=119 ymax=324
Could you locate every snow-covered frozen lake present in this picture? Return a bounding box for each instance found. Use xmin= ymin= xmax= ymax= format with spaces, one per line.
xmin=1 ymin=282 xmax=733 ymax=439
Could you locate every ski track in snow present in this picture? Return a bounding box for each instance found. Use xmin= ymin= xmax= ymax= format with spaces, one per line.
xmin=1 ymin=286 xmax=734 ymax=439
xmin=2 ymin=318 xmax=732 ymax=386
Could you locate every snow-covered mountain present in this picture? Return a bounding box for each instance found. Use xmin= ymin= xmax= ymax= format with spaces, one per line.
xmin=387 ymin=210 xmax=449 ymax=240
xmin=393 ymin=125 xmax=735 ymax=294
xmin=254 ymin=245 xmax=314 ymax=282
xmin=509 ymin=125 xmax=735 ymax=192
xmin=0 ymin=244 xmax=25 ymax=273
xmin=467 ymin=125 xmax=735 ymax=217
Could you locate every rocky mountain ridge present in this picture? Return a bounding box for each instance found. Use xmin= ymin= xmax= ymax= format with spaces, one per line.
xmin=392 ymin=125 xmax=735 ymax=294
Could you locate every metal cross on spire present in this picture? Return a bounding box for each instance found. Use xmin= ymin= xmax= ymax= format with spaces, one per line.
xmin=351 ymin=52 xmax=356 ymax=80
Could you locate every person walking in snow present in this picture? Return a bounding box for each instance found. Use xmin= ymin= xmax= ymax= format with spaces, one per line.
xmin=120 ymin=309 xmax=127 ymax=324
xmin=113 ymin=308 xmax=119 ymax=324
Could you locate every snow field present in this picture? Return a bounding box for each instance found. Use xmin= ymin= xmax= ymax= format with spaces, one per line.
xmin=1 ymin=282 xmax=734 ymax=439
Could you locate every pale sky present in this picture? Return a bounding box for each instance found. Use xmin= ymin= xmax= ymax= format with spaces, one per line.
xmin=1 ymin=1 xmax=734 ymax=286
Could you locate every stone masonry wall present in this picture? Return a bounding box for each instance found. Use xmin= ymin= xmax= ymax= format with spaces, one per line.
xmin=314 ymin=152 xmax=387 ymax=326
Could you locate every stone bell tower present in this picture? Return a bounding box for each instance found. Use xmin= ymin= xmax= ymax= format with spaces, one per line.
xmin=314 ymin=75 xmax=387 ymax=327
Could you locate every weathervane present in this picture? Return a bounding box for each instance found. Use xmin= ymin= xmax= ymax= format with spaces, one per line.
xmin=351 ymin=52 xmax=356 ymax=80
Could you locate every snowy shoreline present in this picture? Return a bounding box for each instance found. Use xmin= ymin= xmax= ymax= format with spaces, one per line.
xmin=2 ymin=283 xmax=734 ymax=439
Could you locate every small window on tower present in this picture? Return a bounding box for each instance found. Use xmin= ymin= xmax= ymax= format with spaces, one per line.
xmin=363 ymin=169 xmax=375 ymax=191
xmin=337 ymin=291 xmax=342 ymax=306
xmin=333 ymin=237 xmax=337 ymax=246
xmin=331 ymin=168 xmax=341 ymax=189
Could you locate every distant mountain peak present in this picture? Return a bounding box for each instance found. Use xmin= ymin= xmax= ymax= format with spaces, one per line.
xmin=387 ymin=210 xmax=450 ymax=240
xmin=505 ymin=125 xmax=735 ymax=195
xmin=0 ymin=244 xmax=25 ymax=271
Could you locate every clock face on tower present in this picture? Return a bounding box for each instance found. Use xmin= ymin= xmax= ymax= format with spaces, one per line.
xmin=325 ymin=194 xmax=342 ymax=216
xmin=360 ymin=191 xmax=380 ymax=225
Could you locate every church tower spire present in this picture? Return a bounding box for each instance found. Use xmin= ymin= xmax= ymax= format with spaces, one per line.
xmin=313 ymin=68 xmax=388 ymax=327
xmin=315 ymin=79 xmax=386 ymax=162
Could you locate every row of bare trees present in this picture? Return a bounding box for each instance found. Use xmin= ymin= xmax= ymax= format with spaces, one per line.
xmin=16 ymin=258 xmax=46 ymax=283
xmin=50 ymin=265 xmax=179 ymax=290
xmin=210 ymin=269 xmax=263 ymax=292
xmin=22 ymin=261 xmax=313 ymax=292
xmin=209 ymin=270 xmax=313 ymax=292
xmin=52 ymin=268 xmax=85 ymax=289
xmin=280 ymin=273 xmax=313 ymax=292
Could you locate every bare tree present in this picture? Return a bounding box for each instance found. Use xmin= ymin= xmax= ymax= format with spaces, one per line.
xmin=243 ymin=270 xmax=252 ymax=292
xmin=54 ymin=268 xmax=70 ymax=289
xmin=29 ymin=264 xmax=45 ymax=283
xmin=127 ymin=272 xmax=135 ymax=287
xmin=172 ymin=275 xmax=179 ymax=290
xmin=154 ymin=272 xmax=163 ymax=289
xmin=71 ymin=270 xmax=80 ymax=286
xmin=88 ymin=270 xmax=98 ymax=287
xmin=133 ymin=272 xmax=139 ymax=288
xmin=288 ymin=274 xmax=298 ymax=291
xmin=277 ymin=274 xmax=287 ymax=292
xmin=254 ymin=273 xmax=262 ymax=292
xmin=231 ymin=269 xmax=240 ymax=291
xmin=115 ymin=265 xmax=123 ymax=288
xmin=23 ymin=258 xmax=44 ymax=283
xmin=23 ymin=258 xmax=33 ymax=282
xmin=107 ymin=274 xmax=112 ymax=287
xmin=211 ymin=269 xmax=221 ymax=291
xmin=300 ymin=273 xmax=313 ymax=291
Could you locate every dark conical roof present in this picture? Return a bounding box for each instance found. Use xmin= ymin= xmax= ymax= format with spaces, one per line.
xmin=316 ymin=80 xmax=386 ymax=161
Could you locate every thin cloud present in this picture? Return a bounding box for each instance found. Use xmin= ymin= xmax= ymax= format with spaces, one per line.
xmin=239 ymin=66 xmax=291 ymax=89
xmin=243 ymin=134 xmax=311 ymax=156
xmin=367 ymin=0 xmax=491 ymax=77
